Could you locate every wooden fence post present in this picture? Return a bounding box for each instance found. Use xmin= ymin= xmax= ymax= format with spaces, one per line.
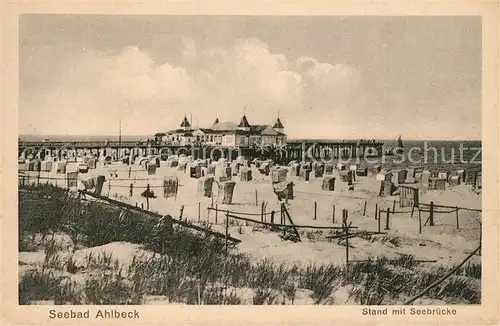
xmin=179 ymin=205 xmax=185 ymax=220
xmin=261 ymin=201 xmax=265 ymax=222
xmin=141 ymin=202 xmax=144 ymax=209
xmin=224 ymin=210 xmax=230 ymax=293
xmin=146 ymin=184 xmax=150 ymax=210
xmin=255 ymin=189 xmax=258 ymax=206
xmin=225 ymin=211 xmax=230 ymax=254
xmin=455 ymin=206 xmax=459 ymax=229
xmin=411 ymin=204 xmax=415 ymax=218
xmin=270 ymin=211 xmax=275 ymax=224
xmin=263 ymin=201 xmax=267 ymax=223
xmin=129 ymin=183 xmax=133 ymax=197
xmin=198 ymin=202 xmax=201 ymax=222
xmin=375 ymin=203 xmax=378 ymax=220
xmin=344 ymin=210 xmax=348 ymax=265
xmin=281 ymin=203 xmax=287 ymax=237
xmin=418 ymin=208 xmax=422 ymax=234
xmin=314 ymin=201 xmax=317 ymax=220
xmin=385 ymin=208 xmax=390 ymax=230
xmin=392 ymin=200 xmax=396 ymax=215
xmin=215 ymin=204 xmax=218 ymax=224
xmin=22 ymin=176 xmax=25 ymax=187
xmin=342 ymin=209 xmax=351 ymax=270
xmin=477 ymin=219 xmax=482 ymax=255
xmin=332 ymin=204 xmax=336 ymax=224
xmin=429 ymin=201 xmax=435 ymax=226
xmin=378 ymin=209 xmax=381 ymax=233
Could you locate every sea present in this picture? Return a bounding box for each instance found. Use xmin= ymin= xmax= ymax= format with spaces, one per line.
xmin=377 ymin=139 xmax=482 ymax=172
xmin=18 ymin=135 xmax=482 ymax=171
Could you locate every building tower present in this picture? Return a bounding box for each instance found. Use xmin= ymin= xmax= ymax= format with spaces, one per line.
xmin=180 ymin=115 xmax=192 ymax=131
xmin=238 ymin=113 xmax=251 ymax=132
xmin=273 ymin=113 xmax=285 ymax=133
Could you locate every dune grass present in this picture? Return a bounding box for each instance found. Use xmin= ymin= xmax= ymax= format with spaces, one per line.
xmin=18 ymin=184 xmax=481 ymax=305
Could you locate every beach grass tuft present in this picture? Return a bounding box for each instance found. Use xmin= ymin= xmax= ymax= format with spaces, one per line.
xmin=18 ymin=184 xmax=482 ymax=305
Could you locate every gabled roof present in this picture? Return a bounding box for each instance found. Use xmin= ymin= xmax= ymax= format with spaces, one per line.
xmin=194 ymin=128 xmax=215 ymax=134
xmin=252 ymin=125 xmax=286 ymax=136
xmin=238 ymin=115 xmax=251 ymax=128
xmin=249 ymin=125 xmax=268 ymax=133
xmin=212 ymin=121 xmax=238 ymax=131
xmin=235 ymin=125 xmax=286 ymax=136
xmin=167 ymin=118 xmax=286 ymax=136
xmin=167 ymin=129 xmax=185 ymax=135
xmin=180 ymin=117 xmax=191 ymax=128
xmin=273 ymin=117 xmax=284 ymax=129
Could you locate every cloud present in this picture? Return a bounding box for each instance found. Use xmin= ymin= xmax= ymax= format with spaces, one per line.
xmin=19 ymin=36 xmax=479 ymax=139
xmin=190 ymin=37 xmax=304 ymax=123
xmin=297 ymin=56 xmax=362 ymax=104
xmin=20 ymin=44 xmax=197 ymax=135
xmin=99 ymin=46 xmax=195 ymax=103
xmin=18 ymin=38 xmax=372 ymax=137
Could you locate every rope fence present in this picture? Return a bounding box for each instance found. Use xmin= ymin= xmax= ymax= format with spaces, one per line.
xmin=419 ymin=202 xmax=481 ymax=212
xmin=207 ymin=206 xmax=274 ymax=217
xmin=224 ymin=212 xmax=357 ymax=230
xmin=404 ymin=245 xmax=481 ymax=305
xmin=18 ymin=174 xmax=481 ymax=236
xmin=295 ymin=190 xmax=397 ymax=204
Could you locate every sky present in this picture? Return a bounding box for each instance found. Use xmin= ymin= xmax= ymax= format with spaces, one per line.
xmin=19 ymin=15 xmax=481 ymax=140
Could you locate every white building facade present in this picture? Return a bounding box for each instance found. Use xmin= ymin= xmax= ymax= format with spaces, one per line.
xmin=157 ymin=115 xmax=287 ymax=147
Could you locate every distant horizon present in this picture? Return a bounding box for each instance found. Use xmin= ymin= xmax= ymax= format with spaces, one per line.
xmin=18 ymin=133 xmax=482 ymax=143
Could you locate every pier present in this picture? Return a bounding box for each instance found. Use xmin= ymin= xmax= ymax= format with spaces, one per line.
xmin=18 ymin=139 xmax=384 ymax=164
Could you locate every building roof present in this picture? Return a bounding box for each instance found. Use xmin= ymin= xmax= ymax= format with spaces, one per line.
xmin=197 ymin=128 xmax=215 ymax=133
xmin=232 ymin=125 xmax=286 ymax=136
xmin=167 ymin=128 xmax=185 ymax=135
xmin=273 ymin=117 xmax=284 ymax=129
xmin=249 ymin=125 xmax=284 ymax=136
xmin=238 ymin=115 xmax=251 ymax=128
xmin=180 ymin=116 xmax=191 ymax=128
xmin=212 ymin=121 xmax=238 ymax=131
xmin=249 ymin=125 xmax=268 ymax=133
xmin=167 ymin=119 xmax=286 ymax=136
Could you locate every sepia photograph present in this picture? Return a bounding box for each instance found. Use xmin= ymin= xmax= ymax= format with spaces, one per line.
xmin=2 ymin=0 xmax=499 ymax=322
xmin=15 ymin=14 xmax=486 ymax=308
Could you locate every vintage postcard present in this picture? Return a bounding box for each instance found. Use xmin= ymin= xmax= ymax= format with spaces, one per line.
xmin=1 ymin=1 xmax=499 ymax=325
